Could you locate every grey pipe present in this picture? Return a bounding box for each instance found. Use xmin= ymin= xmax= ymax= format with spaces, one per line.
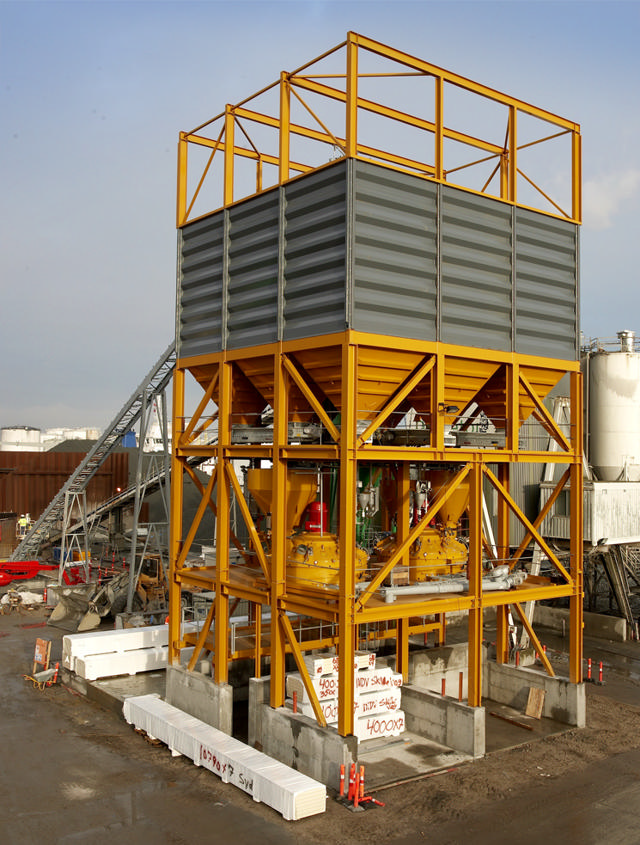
xmin=380 ymin=570 xmax=526 ymax=603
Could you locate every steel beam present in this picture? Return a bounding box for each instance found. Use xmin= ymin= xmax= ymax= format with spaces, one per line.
xmin=467 ymin=461 xmax=483 ymax=707
xmin=168 ymin=366 xmax=185 ymax=665
xmin=270 ymin=348 xmax=288 ymax=708
xmin=338 ymin=340 xmax=357 ymax=737
xmin=213 ymin=360 xmax=231 ymax=684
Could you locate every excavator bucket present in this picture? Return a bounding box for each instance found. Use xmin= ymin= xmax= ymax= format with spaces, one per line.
xmin=49 ymin=569 xmax=132 ymax=633
xmin=48 ymin=585 xmax=94 ymax=631
xmin=77 ymin=608 xmax=102 ymax=632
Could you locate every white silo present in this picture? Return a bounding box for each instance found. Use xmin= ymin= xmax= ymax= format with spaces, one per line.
xmin=0 ymin=426 xmax=42 ymax=452
xmin=585 ymin=330 xmax=640 ymax=481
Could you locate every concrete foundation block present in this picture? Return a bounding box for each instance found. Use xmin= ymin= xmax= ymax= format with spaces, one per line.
xmin=402 ymin=684 xmax=485 ymax=758
xmin=165 ymin=664 xmax=233 ymax=735
xmin=248 ymin=676 xmax=270 ymax=750
xmin=534 ymin=605 xmax=627 ymax=642
xmin=484 ymin=661 xmax=586 ymax=727
xmin=249 ymin=676 xmax=357 ymax=788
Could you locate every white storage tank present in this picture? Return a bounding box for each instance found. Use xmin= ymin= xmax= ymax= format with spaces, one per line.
xmin=0 ymin=426 xmax=42 ymax=452
xmin=585 ymin=330 xmax=640 ymax=481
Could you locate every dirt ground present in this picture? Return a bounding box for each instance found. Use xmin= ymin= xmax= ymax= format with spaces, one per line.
xmin=2 ymin=605 xmax=640 ymax=845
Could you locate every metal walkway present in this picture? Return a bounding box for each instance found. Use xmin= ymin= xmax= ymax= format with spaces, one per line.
xmin=10 ymin=342 xmax=176 ymax=561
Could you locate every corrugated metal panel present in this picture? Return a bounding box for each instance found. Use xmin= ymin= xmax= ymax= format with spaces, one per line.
xmin=176 ymin=160 xmax=578 ymax=360
xmin=179 ymin=213 xmax=225 ymax=358
xmin=508 ymin=461 xmax=545 ymax=547
xmin=283 ymin=163 xmax=347 ymax=341
xmin=0 ymin=451 xmax=130 ymax=521
xmin=227 ymin=189 xmax=280 ymax=350
xmin=440 ymin=187 xmax=513 ymax=351
xmin=515 ymin=210 xmax=578 ymax=359
xmin=352 ymin=161 xmax=437 ymax=340
xmin=542 ymin=482 xmax=640 ymax=545
xmin=539 ymin=482 xmax=586 ymax=541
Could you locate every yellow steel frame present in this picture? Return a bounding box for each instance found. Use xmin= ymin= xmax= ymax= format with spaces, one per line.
xmin=170 ymin=33 xmax=582 ymax=738
xmin=177 ymin=32 xmax=581 ymax=228
xmin=169 ymin=333 xmax=583 ymax=736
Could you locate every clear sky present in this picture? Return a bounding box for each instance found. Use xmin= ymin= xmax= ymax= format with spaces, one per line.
xmin=1 ymin=0 xmax=639 ymax=431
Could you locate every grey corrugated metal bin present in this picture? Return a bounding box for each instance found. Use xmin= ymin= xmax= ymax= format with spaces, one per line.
xmin=177 ymin=158 xmax=579 ymax=361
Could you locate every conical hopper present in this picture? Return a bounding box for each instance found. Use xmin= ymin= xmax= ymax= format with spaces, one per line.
xmin=295 ymin=345 xmax=431 ymax=421
xmin=238 ymin=345 xmax=434 ymax=423
xmin=235 ymin=346 xmax=507 ymax=429
xmin=398 ymin=356 xmax=501 ymax=426
xmin=428 ymin=470 xmax=470 ymax=525
xmin=246 ymin=468 xmax=317 ymax=533
xmin=236 ymin=353 xmax=333 ymax=423
xmin=378 ymin=469 xmax=469 ymax=526
xmin=471 ymin=365 xmax=566 ymax=428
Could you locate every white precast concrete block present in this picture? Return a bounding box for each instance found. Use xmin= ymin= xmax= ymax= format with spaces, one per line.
xmin=286 ymin=665 xmax=402 ymax=703
xmin=304 ymin=655 xmax=338 ymax=677
xmin=123 ymin=694 xmax=326 ymax=820
xmin=63 ymin=626 xmax=168 ymax=670
xmin=293 ymin=686 xmax=403 ymax=723
xmin=73 ymin=645 xmax=195 ymax=680
xmin=357 ymin=687 xmax=402 ymax=717
xmin=75 ymin=646 xmax=169 ymax=680
xmin=354 ymin=666 xmax=403 ymax=693
xmin=63 ymin=623 xmax=199 ymax=671
xmin=286 ymin=672 xmax=338 ymax=702
xmin=304 ymin=651 xmax=376 ymax=677
xmin=354 ymin=710 xmax=406 ymax=741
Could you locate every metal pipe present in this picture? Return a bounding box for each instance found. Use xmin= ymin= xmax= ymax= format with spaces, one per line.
xmin=380 ymin=570 xmax=526 ymax=603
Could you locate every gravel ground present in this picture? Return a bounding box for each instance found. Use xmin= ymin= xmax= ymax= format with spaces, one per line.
xmin=2 ymin=604 xmax=639 ymax=845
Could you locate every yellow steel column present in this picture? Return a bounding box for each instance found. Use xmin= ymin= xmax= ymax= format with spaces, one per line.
xmin=508 ymin=105 xmax=517 ymax=204
xmin=433 ymin=351 xmax=445 ymax=451
xmin=254 ymin=603 xmax=262 ymax=679
xmin=436 ymin=612 xmax=446 ymax=646
xmin=279 ymin=72 xmax=290 ymax=185
xmin=434 ymin=75 xmax=443 ymax=182
xmin=497 ymin=463 xmax=510 ymax=562
xmin=500 ymin=153 xmax=508 ymax=200
xmin=468 ymin=461 xmax=483 ymax=706
xmin=572 ymin=129 xmax=582 ymax=223
xmin=338 ymin=339 xmax=357 ymax=736
xmin=396 ymin=464 xmax=411 ymax=676
xmin=506 ymin=361 xmax=520 ymax=453
xmin=397 ymin=617 xmax=409 ymax=682
xmin=176 ymin=132 xmax=188 ymax=227
xmin=398 ymin=462 xmax=411 ymax=573
xmin=495 ymin=463 xmax=510 ymax=664
xmin=270 ymin=347 xmax=288 ymax=708
xmin=495 ymin=606 xmax=509 ymax=665
xmin=224 ymin=105 xmax=235 ymax=207
xmin=345 ymin=32 xmax=358 ymax=158
xmin=213 ymin=359 xmax=231 ymax=684
xmin=569 ymin=370 xmax=583 ymax=683
xmin=168 ymin=366 xmax=185 ymax=665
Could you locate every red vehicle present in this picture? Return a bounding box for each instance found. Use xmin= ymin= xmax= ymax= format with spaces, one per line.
xmin=0 ymin=561 xmax=86 ymax=591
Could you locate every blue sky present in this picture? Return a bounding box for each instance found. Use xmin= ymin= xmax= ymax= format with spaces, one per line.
xmin=1 ymin=0 xmax=639 ymax=430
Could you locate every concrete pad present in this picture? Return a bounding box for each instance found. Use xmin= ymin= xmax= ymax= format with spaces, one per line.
xmin=356 ymin=730 xmax=471 ymax=789
xmin=92 ymin=670 xmax=167 ymax=703
xmin=484 ymin=699 xmax=573 ymax=753
xmin=60 ymin=666 xmax=166 ymax=714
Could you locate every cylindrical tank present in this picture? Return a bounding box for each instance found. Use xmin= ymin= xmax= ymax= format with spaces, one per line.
xmin=303 ymin=501 xmax=328 ymax=534
xmin=586 ymin=330 xmax=640 ymax=481
xmin=0 ymin=426 xmax=41 ymax=452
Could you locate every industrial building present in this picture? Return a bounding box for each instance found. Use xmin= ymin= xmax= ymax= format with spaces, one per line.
xmin=164 ymin=33 xmax=584 ymax=782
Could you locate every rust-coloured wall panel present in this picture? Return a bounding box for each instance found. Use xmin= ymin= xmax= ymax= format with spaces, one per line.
xmin=0 ymin=451 xmax=130 ymax=520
